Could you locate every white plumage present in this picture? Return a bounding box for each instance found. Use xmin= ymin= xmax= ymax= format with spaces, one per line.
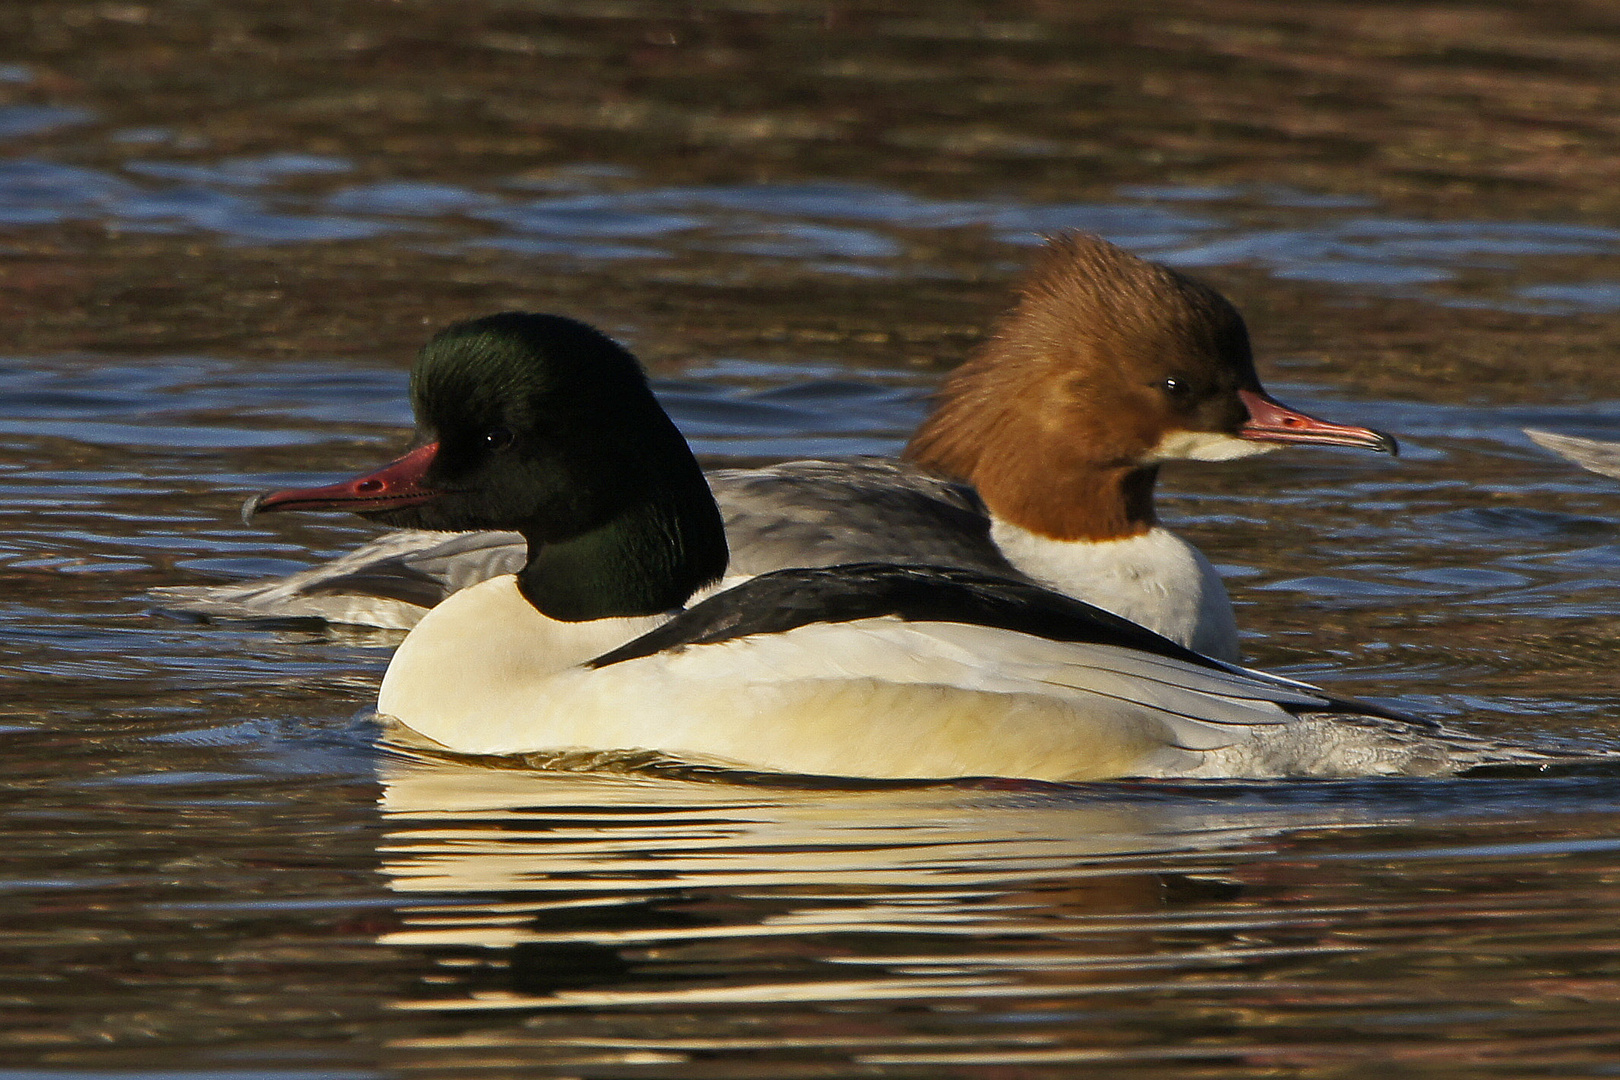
xmin=375 ymin=575 xmax=1516 ymax=781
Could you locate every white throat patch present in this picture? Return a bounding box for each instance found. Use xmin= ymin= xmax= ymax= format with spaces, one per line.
xmin=1142 ymin=430 xmax=1278 ymax=464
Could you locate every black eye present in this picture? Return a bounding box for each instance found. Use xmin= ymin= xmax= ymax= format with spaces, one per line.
xmin=1160 ymin=377 xmax=1192 ymax=400
xmin=483 ymin=426 xmax=514 ymax=451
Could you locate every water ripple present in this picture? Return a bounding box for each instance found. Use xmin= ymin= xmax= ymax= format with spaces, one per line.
xmin=0 ymin=103 xmax=93 ymax=138
xmin=3 ymin=151 xmax=1617 ymax=308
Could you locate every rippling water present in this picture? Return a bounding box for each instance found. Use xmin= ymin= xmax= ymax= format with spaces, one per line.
xmin=5 ymin=3 xmax=1620 ymax=1077
xmin=11 ymin=147 xmax=1620 ymax=309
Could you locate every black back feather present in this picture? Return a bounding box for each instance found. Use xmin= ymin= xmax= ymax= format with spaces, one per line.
xmin=587 ymin=563 xmax=1421 ymax=726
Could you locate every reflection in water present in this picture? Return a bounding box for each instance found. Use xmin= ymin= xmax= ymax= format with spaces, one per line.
xmin=373 ymin=756 xmax=1620 ymax=1075
xmin=378 ymin=758 xmax=1284 ymax=1070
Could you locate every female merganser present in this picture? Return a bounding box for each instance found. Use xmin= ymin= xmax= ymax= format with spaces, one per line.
xmin=249 ymin=312 xmax=1509 ymax=781
xmin=1526 ymin=429 xmax=1620 ymax=481
xmin=155 ymin=234 xmax=1394 ymax=661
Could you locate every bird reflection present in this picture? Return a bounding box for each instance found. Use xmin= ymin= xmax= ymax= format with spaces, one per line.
xmin=372 ymin=753 xmax=1545 ymax=1074
xmin=372 ymin=752 xmax=1356 ymax=1053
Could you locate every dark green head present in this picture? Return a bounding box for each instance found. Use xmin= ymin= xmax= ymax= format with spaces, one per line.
xmin=256 ymin=312 xmax=729 ymax=620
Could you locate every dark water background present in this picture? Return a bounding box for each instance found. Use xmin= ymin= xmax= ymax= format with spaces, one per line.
xmin=4 ymin=3 xmax=1620 ymax=1076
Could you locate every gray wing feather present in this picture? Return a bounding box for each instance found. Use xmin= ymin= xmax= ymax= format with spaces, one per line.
xmin=148 ymin=529 xmax=525 ymax=627
xmin=1526 ymin=429 xmax=1620 ymax=481
xmin=712 ymin=458 xmax=1017 ymax=578
xmin=151 ymin=458 xmax=1012 ymax=626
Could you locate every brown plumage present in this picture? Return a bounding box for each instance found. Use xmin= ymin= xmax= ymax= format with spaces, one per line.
xmin=904 ymin=233 xmax=1260 ymax=541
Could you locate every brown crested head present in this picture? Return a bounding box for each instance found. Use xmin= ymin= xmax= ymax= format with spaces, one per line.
xmin=903 ymin=232 xmax=1259 ymax=541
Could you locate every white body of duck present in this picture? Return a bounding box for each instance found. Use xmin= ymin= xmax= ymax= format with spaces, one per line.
xmin=158 ymin=234 xmax=1395 ymax=663
xmin=376 ymin=569 xmax=1483 ymax=781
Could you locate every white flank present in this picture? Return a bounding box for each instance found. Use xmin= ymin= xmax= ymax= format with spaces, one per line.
xmin=372 ymin=574 xmax=1343 ymax=781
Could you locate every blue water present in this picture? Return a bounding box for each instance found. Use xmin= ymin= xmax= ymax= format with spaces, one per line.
xmin=4 ymin=137 xmax=1620 ymax=314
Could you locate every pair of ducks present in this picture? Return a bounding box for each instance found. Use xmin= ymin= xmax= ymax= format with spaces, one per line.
xmin=166 ymin=233 xmax=1533 ymax=781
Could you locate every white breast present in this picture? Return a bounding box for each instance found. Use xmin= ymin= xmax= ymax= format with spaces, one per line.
xmin=989 ymin=521 xmax=1240 ymax=661
xmin=376 ymin=575 xmax=671 ymax=734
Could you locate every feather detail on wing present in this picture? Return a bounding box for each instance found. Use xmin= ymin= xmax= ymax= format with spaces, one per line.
xmin=147 ymin=529 xmax=525 ymax=627
xmin=1526 ymin=429 xmax=1620 ymax=482
xmin=150 ymin=458 xmax=1003 ymax=627
xmin=712 ymin=458 xmax=1012 ymax=577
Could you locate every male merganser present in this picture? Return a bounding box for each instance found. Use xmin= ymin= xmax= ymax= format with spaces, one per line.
xmin=155 ymin=234 xmax=1394 ymax=661
xmin=249 ymin=312 xmax=1512 ymax=780
xmin=1526 ymin=429 xmax=1620 ymax=481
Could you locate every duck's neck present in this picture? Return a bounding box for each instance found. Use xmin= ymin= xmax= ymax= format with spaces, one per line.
xmin=903 ymin=356 xmax=1160 ymax=543
xmin=517 ymin=487 xmax=728 ymax=622
xmin=983 ymin=464 xmax=1159 ymax=543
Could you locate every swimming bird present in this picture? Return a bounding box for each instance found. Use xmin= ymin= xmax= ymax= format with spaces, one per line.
xmin=154 ymin=234 xmax=1395 ymax=661
xmin=248 ymin=311 xmax=1509 ymax=781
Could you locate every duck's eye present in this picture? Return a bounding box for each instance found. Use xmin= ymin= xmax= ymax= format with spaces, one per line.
xmin=482 ymin=426 xmax=514 ymax=451
xmin=1160 ymin=377 xmax=1192 ymax=400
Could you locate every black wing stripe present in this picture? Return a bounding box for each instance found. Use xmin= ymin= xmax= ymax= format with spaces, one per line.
xmin=587 ymin=562 xmax=1416 ymax=727
xmin=589 ymin=563 xmax=1220 ymax=670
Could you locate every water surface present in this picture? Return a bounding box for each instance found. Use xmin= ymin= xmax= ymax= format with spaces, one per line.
xmin=4 ymin=2 xmax=1620 ymax=1077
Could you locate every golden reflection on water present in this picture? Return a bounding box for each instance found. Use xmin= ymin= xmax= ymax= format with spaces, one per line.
xmin=367 ymin=758 xmax=1620 ymax=1076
